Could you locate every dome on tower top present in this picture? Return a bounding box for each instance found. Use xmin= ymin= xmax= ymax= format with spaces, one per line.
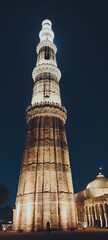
xmin=39 ymin=19 xmax=54 ymax=42
xmin=42 ymin=19 xmax=52 ymax=29
xmin=86 ymin=173 xmax=108 ymax=189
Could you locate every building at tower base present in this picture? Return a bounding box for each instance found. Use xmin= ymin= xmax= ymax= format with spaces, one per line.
xmin=75 ymin=172 xmax=108 ymax=229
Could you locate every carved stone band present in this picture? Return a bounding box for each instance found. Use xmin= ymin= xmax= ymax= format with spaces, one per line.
xmin=37 ymin=41 xmax=57 ymax=54
xmin=26 ymin=104 xmax=67 ymax=123
xmin=32 ymin=64 xmax=61 ymax=82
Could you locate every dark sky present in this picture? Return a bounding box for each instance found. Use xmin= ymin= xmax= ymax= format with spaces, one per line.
xmin=0 ymin=0 xmax=108 ymax=207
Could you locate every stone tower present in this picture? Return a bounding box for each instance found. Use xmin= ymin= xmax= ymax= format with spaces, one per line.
xmin=13 ymin=19 xmax=77 ymax=232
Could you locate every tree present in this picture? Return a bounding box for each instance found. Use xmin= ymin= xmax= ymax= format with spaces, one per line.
xmin=0 ymin=205 xmax=13 ymax=223
xmin=0 ymin=183 xmax=10 ymax=207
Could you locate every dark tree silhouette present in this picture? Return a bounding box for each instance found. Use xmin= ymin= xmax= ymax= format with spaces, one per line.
xmin=0 ymin=183 xmax=10 ymax=207
xmin=0 ymin=206 xmax=13 ymax=222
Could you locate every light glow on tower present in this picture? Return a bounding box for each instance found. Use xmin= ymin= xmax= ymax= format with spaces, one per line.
xmin=13 ymin=19 xmax=77 ymax=232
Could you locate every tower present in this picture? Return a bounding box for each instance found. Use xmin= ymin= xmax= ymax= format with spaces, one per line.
xmin=13 ymin=19 xmax=77 ymax=231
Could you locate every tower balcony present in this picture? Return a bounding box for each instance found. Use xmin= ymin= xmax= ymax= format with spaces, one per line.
xmin=26 ymin=102 xmax=67 ymax=123
xmin=36 ymin=41 xmax=57 ymax=54
xmin=32 ymin=64 xmax=61 ymax=82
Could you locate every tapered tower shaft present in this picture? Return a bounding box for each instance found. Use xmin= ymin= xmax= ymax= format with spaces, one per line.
xmin=13 ymin=19 xmax=77 ymax=231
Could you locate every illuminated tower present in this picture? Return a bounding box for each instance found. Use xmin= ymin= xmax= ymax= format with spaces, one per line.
xmin=13 ymin=19 xmax=77 ymax=231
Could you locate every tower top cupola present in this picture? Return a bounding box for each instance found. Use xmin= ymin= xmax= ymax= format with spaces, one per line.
xmin=31 ymin=19 xmax=62 ymax=106
xmin=39 ymin=19 xmax=54 ymax=42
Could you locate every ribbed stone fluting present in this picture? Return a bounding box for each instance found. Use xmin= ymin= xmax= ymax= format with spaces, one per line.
xmin=13 ymin=115 xmax=77 ymax=231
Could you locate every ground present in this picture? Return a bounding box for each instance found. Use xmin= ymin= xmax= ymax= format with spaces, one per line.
xmin=0 ymin=229 xmax=108 ymax=240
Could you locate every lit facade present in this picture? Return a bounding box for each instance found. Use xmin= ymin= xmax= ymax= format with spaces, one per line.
xmin=13 ymin=19 xmax=77 ymax=232
xmin=75 ymin=173 xmax=108 ymax=228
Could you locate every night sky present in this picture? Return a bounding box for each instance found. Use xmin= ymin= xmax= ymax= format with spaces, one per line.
xmin=0 ymin=0 xmax=108 ymax=207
